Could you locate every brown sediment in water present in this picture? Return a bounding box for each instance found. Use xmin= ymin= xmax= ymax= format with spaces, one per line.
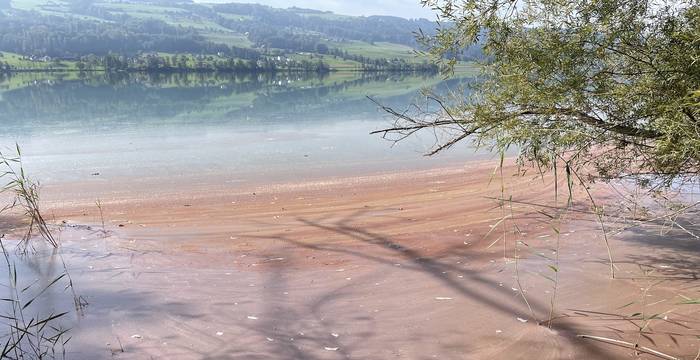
xmin=18 ymin=161 xmax=700 ymax=359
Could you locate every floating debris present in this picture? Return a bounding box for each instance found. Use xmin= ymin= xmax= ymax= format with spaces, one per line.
xmin=247 ymin=316 xmax=258 ymax=320
xmin=324 ymin=347 xmax=339 ymax=351
xmin=516 ymin=317 xmax=528 ymax=323
xmin=131 ymin=334 xmax=142 ymax=339
xmin=331 ymin=333 xmax=339 ymax=338
xmin=216 ymin=332 xmax=224 ymax=336
xmin=435 ymin=297 xmax=453 ymax=300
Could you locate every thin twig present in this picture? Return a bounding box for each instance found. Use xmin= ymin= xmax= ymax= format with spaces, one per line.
xmin=577 ymin=334 xmax=679 ymax=360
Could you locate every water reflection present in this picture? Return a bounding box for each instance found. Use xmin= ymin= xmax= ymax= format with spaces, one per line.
xmin=0 ymin=72 xmax=456 ymax=129
xmin=0 ymin=72 xmax=482 ymax=189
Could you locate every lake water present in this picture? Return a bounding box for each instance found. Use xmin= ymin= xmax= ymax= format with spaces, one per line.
xmin=0 ymin=72 xmax=489 ymax=194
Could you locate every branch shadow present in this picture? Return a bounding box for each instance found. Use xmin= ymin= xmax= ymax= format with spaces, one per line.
xmin=237 ymin=206 xmax=616 ymax=359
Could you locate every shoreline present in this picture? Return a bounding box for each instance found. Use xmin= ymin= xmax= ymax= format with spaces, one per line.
xmin=40 ymin=162 xmax=484 ymax=208
xmin=0 ymin=68 xmax=441 ymax=75
xmin=6 ymin=161 xmax=693 ymax=359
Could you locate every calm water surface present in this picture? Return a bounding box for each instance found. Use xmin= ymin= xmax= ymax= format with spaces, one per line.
xmin=0 ymin=72 xmax=488 ymax=191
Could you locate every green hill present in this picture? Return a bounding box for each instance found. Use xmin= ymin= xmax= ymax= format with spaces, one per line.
xmin=0 ymin=0 xmax=482 ymax=72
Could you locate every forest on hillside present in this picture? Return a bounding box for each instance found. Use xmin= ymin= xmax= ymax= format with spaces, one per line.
xmin=0 ymin=0 xmax=483 ymax=73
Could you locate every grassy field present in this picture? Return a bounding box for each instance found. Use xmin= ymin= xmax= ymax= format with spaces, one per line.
xmin=100 ymin=2 xmax=231 ymax=31
xmin=9 ymin=0 xmax=106 ymax=21
xmin=0 ymin=52 xmax=82 ymax=71
xmin=327 ymin=41 xmax=423 ymax=61
xmin=286 ymin=53 xmax=363 ymax=70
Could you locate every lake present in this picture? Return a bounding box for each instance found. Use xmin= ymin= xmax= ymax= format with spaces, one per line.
xmin=1 ymin=72 xmax=690 ymax=360
xmin=0 ymin=71 xmax=488 ymax=198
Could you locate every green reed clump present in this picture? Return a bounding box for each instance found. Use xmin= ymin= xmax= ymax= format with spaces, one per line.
xmin=0 ymin=146 xmax=80 ymax=359
xmin=0 ymin=146 xmax=57 ymax=251
xmin=0 ymin=237 xmax=72 ymax=360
